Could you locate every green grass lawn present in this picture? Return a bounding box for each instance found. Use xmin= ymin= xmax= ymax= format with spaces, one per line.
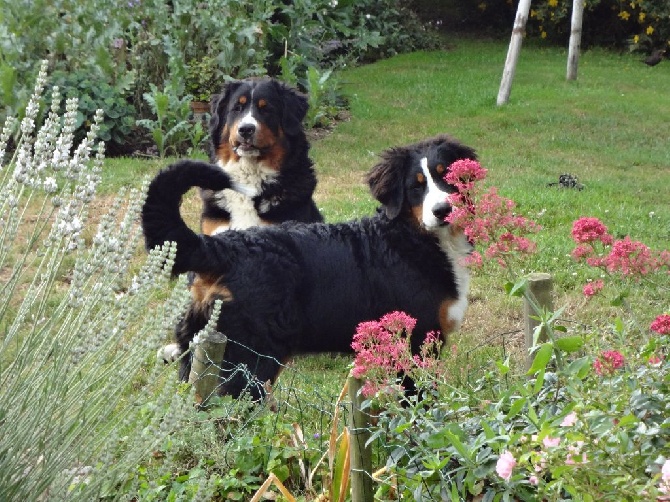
xmin=4 ymin=35 xmax=669 ymax=500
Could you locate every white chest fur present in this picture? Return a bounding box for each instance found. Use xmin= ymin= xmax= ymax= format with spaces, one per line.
xmin=212 ymin=158 xmax=278 ymax=233
xmin=436 ymin=227 xmax=471 ymax=330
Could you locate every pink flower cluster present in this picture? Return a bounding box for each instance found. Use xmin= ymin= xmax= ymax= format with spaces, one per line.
xmin=444 ymin=160 xmax=540 ymax=267
xmin=571 ymin=217 xmax=670 ymax=283
xmin=593 ymin=350 xmax=625 ymax=376
xmin=350 ymin=311 xmax=441 ymax=397
xmin=651 ymin=314 xmax=670 ymax=335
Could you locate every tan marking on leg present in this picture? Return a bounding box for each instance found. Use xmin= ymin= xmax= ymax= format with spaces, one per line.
xmin=201 ymin=216 xmax=230 ymax=236
xmin=190 ymin=274 xmax=234 ymax=306
xmin=439 ymin=299 xmax=458 ymax=343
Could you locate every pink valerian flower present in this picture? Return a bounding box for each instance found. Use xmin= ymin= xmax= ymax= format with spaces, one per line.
xmin=496 ymin=451 xmax=517 ymax=481
xmin=605 ymin=237 xmax=658 ymax=276
xmin=571 ymin=217 xmax=613 ymax=245
xmin=571 ymin=217 xmax=669 ymax=279
xmin=444 ymin=160 xmax=540 ymax=267
xmin=529 ymin=475 xmax=539 ymax=486
xmin=651 ymin=314 xmax=670 ymax=335
xmin=648 ymin=355 xmax=663 ymax=366
xmin=350 ymin=312 xmax=441 ymax=398
xmin=593 ymin=350 xmax=625 ymax=376
xmin=582 ymin=279 xmax=604 ymax=297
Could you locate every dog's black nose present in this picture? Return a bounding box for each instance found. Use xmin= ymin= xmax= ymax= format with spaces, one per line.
xmin=432 ymin=201 xmax=452 ymax=221
xmin=238 ymin=124 xmax=256 ymax=140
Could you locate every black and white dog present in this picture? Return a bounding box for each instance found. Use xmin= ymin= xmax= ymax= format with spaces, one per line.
xmin=143 ymin=135 xmax=476 ymax=399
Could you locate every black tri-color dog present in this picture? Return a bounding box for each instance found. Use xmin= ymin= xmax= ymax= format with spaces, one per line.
xmin=159 ymin=77 xmax=324 ymax=364
xmin=142 ymin=135 xmax=477 ymax=400
xmin=202 ymin=77 xmax=322 ymax=234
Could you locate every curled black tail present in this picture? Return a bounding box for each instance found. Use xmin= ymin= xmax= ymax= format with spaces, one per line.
xmin=141 ymin=160 xmax=235 ymax=275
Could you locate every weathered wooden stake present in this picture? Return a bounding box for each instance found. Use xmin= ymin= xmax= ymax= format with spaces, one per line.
xmin=497 ymin=0 xmax=532 ymax=105
xmin=347 ymin=375 xmax=373 ymax=502
xmin=567 ymin=0 xmax=585 ymax=80
xmin=523 ymin=273 xmax=553 ymax=370
xmin=188 ymin=332 xmax=227 ymax=408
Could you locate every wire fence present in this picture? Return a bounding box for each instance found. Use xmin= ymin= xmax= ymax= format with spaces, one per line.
xmin=176 ymin=273 xmax=595 ymax=499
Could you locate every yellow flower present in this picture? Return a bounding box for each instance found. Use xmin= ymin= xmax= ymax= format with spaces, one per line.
xmin=530 ymin=9 xmax=537 ymax=18
xmin=618 ymin=10 xmax=630 ymax=21
xmin=633 ymin=35 xmax=639 ymax=44
xmin=478 ymin=1 xmax=487 ymax=11
xmin=629 ymin=2 xmax=635 ymax=8
xmin=646 ymin=25 xmax=654 ymax=35
xmin=541 ymin=31 xmax=547 ymax=39
xmin=638 ymin=12 xmax=645 ymax=22
xmin=548 ymin=0 xmax=558 ymax=7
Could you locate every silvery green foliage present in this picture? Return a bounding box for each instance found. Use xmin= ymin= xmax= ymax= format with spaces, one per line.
xmin=0 ymin=61 xmax=201 ymax=501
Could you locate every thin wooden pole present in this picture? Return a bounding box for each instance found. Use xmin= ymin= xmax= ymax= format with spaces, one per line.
xmin=567 ymin=0 xmax=585 ymax=80
xmin=347 ymin=375 xmax=373 ymax=502
xmin=188 ymin=332 xmax=227 ymax=408
xmin=497 ymin=0 xmax=532 ymax=105
xmin=524 ymin=273 xmax=553 ymax=370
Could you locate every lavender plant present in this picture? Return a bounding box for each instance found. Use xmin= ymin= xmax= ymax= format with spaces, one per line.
xmin=0 ymin=61 xmax=198 ymax=500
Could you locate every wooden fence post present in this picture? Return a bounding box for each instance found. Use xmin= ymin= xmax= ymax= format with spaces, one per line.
xmin=523 ymin=273 xmax=553 ymax=370
xmin=188 ymin=332 xmax=227 ymax=408
xmin=347 ymin=375 xmax=373 ymax=502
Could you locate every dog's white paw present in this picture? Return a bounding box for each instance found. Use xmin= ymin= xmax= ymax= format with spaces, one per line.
xmin=231 ymin=181 xmax=258 ymax=198
xmin=157 ymin=343 xmax=182 ymax=364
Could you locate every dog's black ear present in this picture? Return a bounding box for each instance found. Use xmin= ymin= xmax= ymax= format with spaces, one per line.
xmin=276 ymin=80 xmax=308 ymax=136
xmin=209 ymin=80 xmax=244 ymax=145
xmin=367 ymin=146 xmax=410 ymax=220
xmin=434 ymin=136 xmax=478 ymax=165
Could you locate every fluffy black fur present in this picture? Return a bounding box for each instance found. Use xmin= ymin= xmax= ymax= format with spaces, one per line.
xmin=142 ymin=136 xmax=477 ymax=399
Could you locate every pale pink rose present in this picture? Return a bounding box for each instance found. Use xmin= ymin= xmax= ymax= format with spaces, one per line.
xmin=561 ymin=411 xmax=578 ymax=427
xmin=660 ymin=459 xmax=670 ymax=494
xmin=529 ymin=475 xmax=539 ymax=486
xmin=543 ymin=436 xmax=560 ymax=448
xmin=496 ymin=451 xmax=516 ymax=481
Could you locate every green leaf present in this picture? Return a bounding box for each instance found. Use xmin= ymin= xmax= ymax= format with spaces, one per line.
xmin=508 ymin=396 xmax=527 ymax=419
xmin=445 ymin=430 xmax=472 ymax=464
xmin=527 ymin=342 xmax=553 ymax=375
xmin=504 ymin=278 xmax=527 ymax=297
xmin=495 ymin=358 xmax=510 ymax=375
xmin=554 ymin=335 xmax=584 ymax=353
xmin=566 ymin=356 xmax=591 ymax=379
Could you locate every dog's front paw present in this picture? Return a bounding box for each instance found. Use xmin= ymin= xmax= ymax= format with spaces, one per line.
xmin=157 ymin=343 xmax=182 ymax=364
xmin=231 ymin=181 xmax=258 ymax=198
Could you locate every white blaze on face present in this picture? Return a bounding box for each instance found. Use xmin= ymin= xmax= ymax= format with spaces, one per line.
xmin=238 ymin=110 xmax=258 ymax=132
xmin=420 ymin=157 xmax=450 ymax=228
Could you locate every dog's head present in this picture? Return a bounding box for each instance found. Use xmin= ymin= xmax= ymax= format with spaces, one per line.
xmin=367 ymin=135 xmax=478 ymax=230
xmin=209 ymin=78 xmax=308 ymax=166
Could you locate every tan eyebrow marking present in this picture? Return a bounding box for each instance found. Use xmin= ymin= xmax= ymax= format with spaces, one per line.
xmin=238 ymin=96 xmax=247 ymax=105
xmin=436 ymin=164 xmax=445 ymax=174
xmin=258 ymin=98 xmax=267 ymax=108
xmin=416 ymin=172 xmax=426 ymax=184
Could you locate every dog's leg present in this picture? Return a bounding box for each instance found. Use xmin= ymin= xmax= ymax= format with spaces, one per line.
xmin=216 ymin=339 xmax=287 ymax=401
